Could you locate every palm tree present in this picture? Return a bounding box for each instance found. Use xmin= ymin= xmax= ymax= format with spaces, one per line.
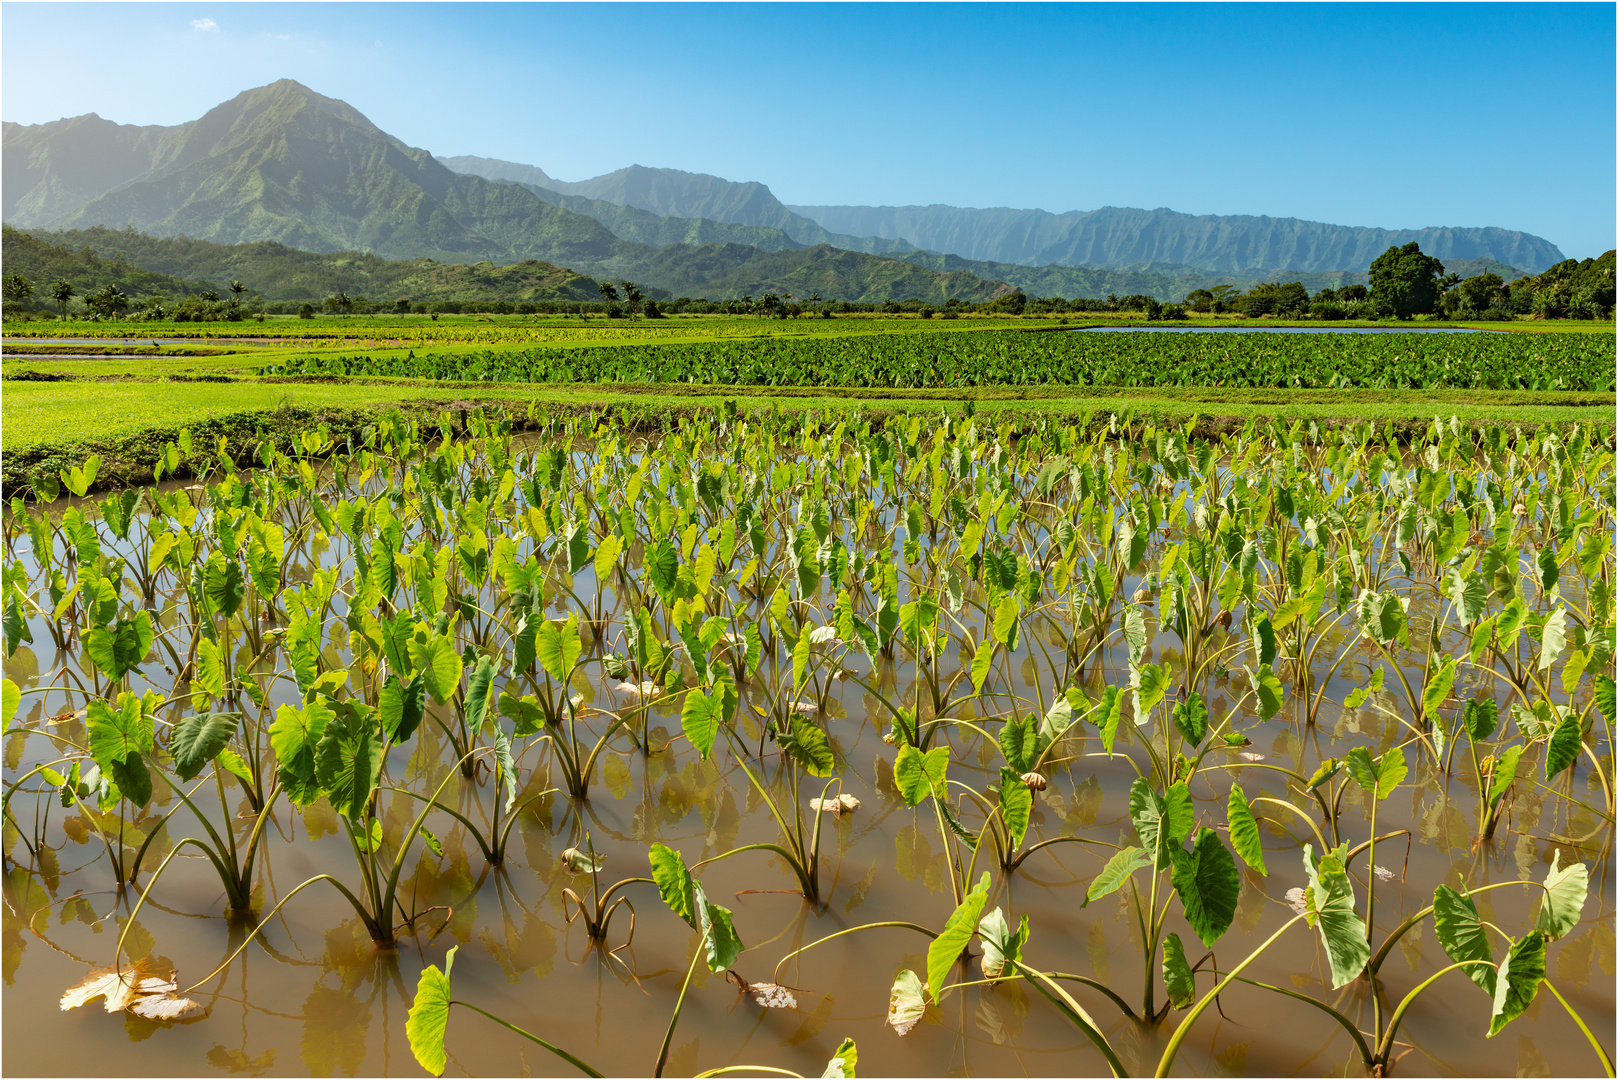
xmin=598 ymin=281 xmax=619 ymax=304
xmin=228 ymin=280 xmax=247 ymax=308
xmin=49 ymin=279 xmax=75 ymax=320
xmin=620 ymin=281 xmax=642 ymax=321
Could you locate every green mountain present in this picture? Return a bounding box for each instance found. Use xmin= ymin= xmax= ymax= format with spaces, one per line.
xmin=440 ymin=157 xmax=919 ymax=255
xmin=2 ymin=81 xmax=1005 ymax=302
xmin=4 ymin=224 xmax=602 ymax=304
xmin=1 ymin=224 xmax=214 ymax=300
xmin=787 ymin=203 xmax=1566 ymax=275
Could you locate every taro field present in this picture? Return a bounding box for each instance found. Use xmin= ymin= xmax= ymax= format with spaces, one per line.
xmin=1 ymin=409 xmax=1613 ymax=1077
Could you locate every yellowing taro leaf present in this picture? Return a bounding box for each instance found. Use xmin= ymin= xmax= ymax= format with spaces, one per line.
xmin=60 ymin=967 xmax=143 ymax=1013
xmin=822 ymin=1037 xmax=857 ymax=1078
xmin=407 ymin=946 xmax=456 ymax=1077
xmin=886 ymin=969 xmax=927 ymax=1036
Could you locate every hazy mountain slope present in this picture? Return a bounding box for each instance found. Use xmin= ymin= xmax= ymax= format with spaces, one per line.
xmin=440 ymin=157 xmax=917 ymax=255
xmin=500 ymin=177 xmax=808 ymax=252
xmin=436 ymin=154 xmax=555 ymax=189
xmin=789 ymin=203 xmax=1565 ymax=274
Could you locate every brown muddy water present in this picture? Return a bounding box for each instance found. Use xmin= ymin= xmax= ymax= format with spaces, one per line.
xmin=2 ymin=432 xmax=1612 ymax=1078
xmin=6 ymin=646 xmax=1610 ymax=1077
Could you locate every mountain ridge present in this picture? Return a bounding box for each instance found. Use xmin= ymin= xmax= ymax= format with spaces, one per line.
xmin=2 ymin=81 xmax=1008 ymax=302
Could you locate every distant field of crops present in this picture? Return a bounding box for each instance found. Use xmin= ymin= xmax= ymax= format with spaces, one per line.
xmin=262 ymin=330 xmax=1617 ymax=391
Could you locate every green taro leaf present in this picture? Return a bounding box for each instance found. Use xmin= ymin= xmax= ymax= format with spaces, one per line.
xmin=195 ymin=637 xmax=225 ymax=700
xmin=83 ymin=614 xmax=155 ymax=682
xmin=1536 ymin=608 xmax=1567 ymax=672
xmin=1253 ymin=614 xmax=1276 ymax=668
xmin=1225 ymin=784 xmax=1266 ymax=874
xmin=1488 ymin=744 xmax=1523 ymax=808
xmin=1533 ymin=850 xmax=1587 ymax=942
xmin=894 ymin=745 xmax=949 ymax=807
xmin=1130 ymin=778 xmax=1194 ymax=869
xmin=2 ymin=678 xmax=19 ymax=733
xmin=696 ymin=883 xmax=744 ymax=974
xmin=1161 ymin=932 xmax=1196 ymax=1009
xmin=1172 ymin=691 xmax=1209 ymax=748
xmin=648 ymin=843 xmax=697 ymax=926
xmin=170 ymin=712 xmax=241 ymax=782
xmin=1488 ymin=932 xmax=1546 ymax=1037
xmin=926 ymin=873 xmax=990 ymax=1003
xmin=379 ymin=674 xmax=427 ymax=743
xmin=997 ymin=768 xmax=1032 ymax=847
xmin=86 ymin=694 xmax=155 ymax=773
xmin=407 ymin=946 xmax=455 ymax=1077
xmin=1093 ymin=686 xmax=1125 ymax=756
xmin=108 ymin=751 xmax=152 ymax=809
xmin=314 ymin=702 xmax=383 ymax=820
xmin=464 ymin=656 xmax=496 ymax=733
xmin=1421 ymin=657 xmax=1458 ymax=721
xmin=1344 ymin=745 xmax=1406 ymax=801
xmin=998 ymin=714 xmax=1038 ymax=774
xmin=1543 ymin=709 xmax=1582 ymax=779
xmin=1304 ymin=843 xmax=1370 ymax=989
xmin=1171 ymin=828 xmax=1240 ymax=948
xmin=270 ymin=697 xmax=333 ymax=807
xmin=1253 ymin=664 xmax=1285 ymax=720
xmin=1464 ymin=696 xmax=1499 ymax=741
xmin=1434 ymin=885 xmax=1496 ymax=995
xmin=680 ymin=687 xmax=718 ymax=759
xmin=782 ymin=713 xmax=835 ymax=776
xmin=409 ymin=634 xmax=464 ymax=706
xmin=534 ymin=613 xmax=583 ymax=685
xmin=1131 ymin=662 xmax=1170 ymax=725
xmin=1086 ymin=846 xmax=1151 ymax=905
xmin=978 ymin=907 xmax=1029 ymax=979
xmin=203 ymin=554 xmax=246 ymax=619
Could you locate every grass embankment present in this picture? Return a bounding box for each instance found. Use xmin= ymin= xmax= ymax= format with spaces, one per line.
xmin=4 ymin=315 xmax=1612 ymax=496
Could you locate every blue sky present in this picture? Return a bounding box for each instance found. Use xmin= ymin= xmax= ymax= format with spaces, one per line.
xmin=3 ymin=2 xmax=1613 ymax=259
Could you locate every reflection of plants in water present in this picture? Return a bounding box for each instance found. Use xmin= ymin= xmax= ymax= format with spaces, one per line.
xmin=3 ymin=407 xmax=1614 ymax=1076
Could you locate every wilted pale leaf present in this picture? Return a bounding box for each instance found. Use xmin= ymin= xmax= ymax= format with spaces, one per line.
xmin=886 ymin=969 xmax=926 ymax=1036
xmin=560 ymin=847 xmax=605 ymax=873
xmin=60 ymin=967 xmax=142 ymax=1013
xmin=127 ymin=993 xmax=204 ymax=1021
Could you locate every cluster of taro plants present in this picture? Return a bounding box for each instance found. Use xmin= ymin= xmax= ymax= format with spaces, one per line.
xmin=2 ymin=404 xmax=1612 ymax=1076
xmin=258 ymin=329 xmax=1618 ymax=390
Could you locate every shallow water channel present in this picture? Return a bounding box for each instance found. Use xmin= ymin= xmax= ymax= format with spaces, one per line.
xmin=2 ymin=426 xmax=1611 ymax=1078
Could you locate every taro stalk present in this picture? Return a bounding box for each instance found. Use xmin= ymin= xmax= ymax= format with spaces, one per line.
xmin=977 ymin=693 xmax=1117 ymax=872
xmin=394 ymin=651 xmax=553 ymax=865
xmin=703 ymin=676 xmax=837 ymax=904
xmin=646 ymin=843 xmax=745 ymax=1076
xmin=1073 ymin=770 xmax=1249 ymax=1022
xmin=508 ymin=609 xmax=637 ymax=799
xmin=558 ymin=833 xmax=652 ymax=952
xmin=785 ymin=874 xmax=1128 ymax=1074
xmin=127 ymin=707 xmax=278 ymax=913
xmin=262 ymin=688 xmax=474 ymax=946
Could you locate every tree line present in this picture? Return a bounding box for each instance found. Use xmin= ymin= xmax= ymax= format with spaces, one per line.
xmin=5 ymin=242 xmax=1609 ymax=323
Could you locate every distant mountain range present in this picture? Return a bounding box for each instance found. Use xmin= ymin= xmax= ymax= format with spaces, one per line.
xmin=2 ymin=79 xmax=1560 ymax=302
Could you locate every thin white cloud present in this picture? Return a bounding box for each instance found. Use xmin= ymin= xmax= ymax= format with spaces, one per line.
xmin=191 ymin=17 xmax=218 ymax=32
